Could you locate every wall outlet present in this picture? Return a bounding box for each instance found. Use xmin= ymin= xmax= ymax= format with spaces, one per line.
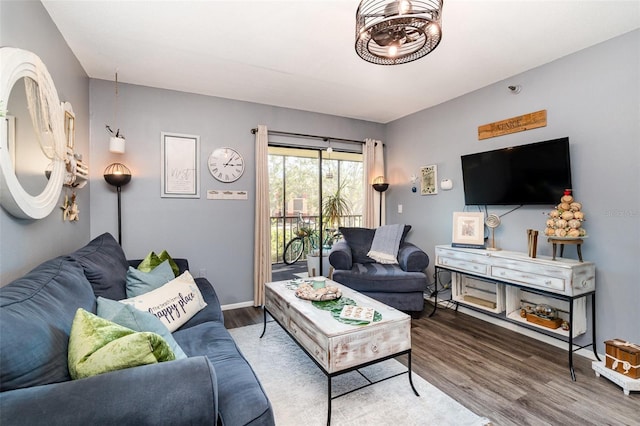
xmin=398 ymin=204 xmax=403 ymax=214
xmin=199 ymin=268 xmax=206 ymax=278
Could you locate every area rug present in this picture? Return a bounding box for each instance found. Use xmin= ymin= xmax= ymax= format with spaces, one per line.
xmin=229 ymin=323 xmax=492 ymax=426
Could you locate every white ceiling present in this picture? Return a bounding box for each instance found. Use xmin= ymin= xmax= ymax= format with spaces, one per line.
xmin=42 ymin=1 xmax=640 ymax=124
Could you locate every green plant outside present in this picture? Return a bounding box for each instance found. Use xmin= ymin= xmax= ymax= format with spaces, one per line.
xmin=322 ymin=182 xmax=352 ymax=230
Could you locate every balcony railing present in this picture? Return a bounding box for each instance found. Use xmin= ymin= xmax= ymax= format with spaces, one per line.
xmin=270 ymin=214 xmax=362 ymax=263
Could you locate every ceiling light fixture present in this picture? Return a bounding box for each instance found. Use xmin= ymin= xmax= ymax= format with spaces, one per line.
xmin=325 ymin=138 xmax=334 ymax=179
xmin=355 ymin=0 xmax=443 ymax=65
xmin=325 ymin=138 xmax=333 ymax=154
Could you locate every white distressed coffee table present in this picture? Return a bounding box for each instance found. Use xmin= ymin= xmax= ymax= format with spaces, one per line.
xmin=262 ymin=279 xmax=418 ymax=425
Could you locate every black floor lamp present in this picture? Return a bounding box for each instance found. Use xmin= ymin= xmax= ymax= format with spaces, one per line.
xmin=372 ymin=176 xmax=389 ymax=227
xmin=104 ymin=163 xmax=132 ymax=245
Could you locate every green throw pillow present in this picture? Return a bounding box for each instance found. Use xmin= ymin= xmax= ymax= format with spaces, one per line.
xmin=138 ymin=250 xmax=179 ymax=277
xmin=126 ymin=260 xmax=175 ymax=297
xmin=68 ymin=308 xmax=176 ymax=380
xmin=158 ymin=250 xmax=180 ymax=277
xmin=137 ymin=251 xmax=162 ymax=273
xmin=96 ymin=297 xmax=188 ymax=360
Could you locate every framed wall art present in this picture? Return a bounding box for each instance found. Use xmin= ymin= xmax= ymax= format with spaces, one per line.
xmin=420 ymin=164 xmax=437 ymax=195
xmin=161 ymin=132 xmax=200 ymax=198
xmin=62 ymin=102 xmax=75 ymax=150
xmin=451 ymin=211 xmax=485 ymax=248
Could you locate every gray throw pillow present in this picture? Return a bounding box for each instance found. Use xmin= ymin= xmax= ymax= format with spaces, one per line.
xmin=69 ymin=233 xmax=129 ymax=300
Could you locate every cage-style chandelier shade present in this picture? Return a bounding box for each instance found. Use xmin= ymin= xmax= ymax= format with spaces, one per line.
xmin=103 ymin=163 xmax=132 ymax=187
xmin=355 ymin=0 xmax=443 ymax=65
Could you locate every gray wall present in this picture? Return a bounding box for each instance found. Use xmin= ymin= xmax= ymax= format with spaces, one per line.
xmin=88 ymin=80 xmax=384 ymax=305
xmin=385 ymin=30 xmax=640 ymax=350
xmin=0 ymin=1 xmax=90 ymax=284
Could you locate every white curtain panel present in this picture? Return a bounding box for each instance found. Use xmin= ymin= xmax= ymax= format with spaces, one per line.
xmin=253 ymin=125 xmax=272 ymax=306
xmin=363 ymin=138 xmax=385 ymax=228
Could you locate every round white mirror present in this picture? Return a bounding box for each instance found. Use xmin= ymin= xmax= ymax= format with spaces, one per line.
xmin=0 ymin=47 xmax=65 ymax=219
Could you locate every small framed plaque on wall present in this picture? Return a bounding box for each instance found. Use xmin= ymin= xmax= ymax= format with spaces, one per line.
xmin=420 ymin=165 xmax=437 ymax=195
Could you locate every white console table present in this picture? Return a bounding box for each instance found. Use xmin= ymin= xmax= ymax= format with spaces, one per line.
xmin=434 ymin=244 xmax=600 ymax=380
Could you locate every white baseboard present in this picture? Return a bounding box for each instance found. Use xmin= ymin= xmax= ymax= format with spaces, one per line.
xmin=425 ymin=296 xmax=602 ymax=361
xmin=221 ymin=300 xmax=255 ymax=311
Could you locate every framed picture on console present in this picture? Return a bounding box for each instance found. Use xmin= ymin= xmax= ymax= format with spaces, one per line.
xmin=452 ymin=211 xmax=485 ymax=248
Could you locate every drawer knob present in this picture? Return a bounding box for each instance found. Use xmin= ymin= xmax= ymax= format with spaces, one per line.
xmin=371 ymin=344 xmax=379 ymax=353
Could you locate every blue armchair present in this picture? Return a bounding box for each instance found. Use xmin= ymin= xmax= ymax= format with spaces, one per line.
xmin=329 ymin=226 xmax=429 ymax=313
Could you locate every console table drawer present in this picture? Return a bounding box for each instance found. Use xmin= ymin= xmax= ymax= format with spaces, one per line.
xmin=438 ymin=256 xmax=488 ymax=275
xmin=492 ymin=266 xmax=565 ymax=292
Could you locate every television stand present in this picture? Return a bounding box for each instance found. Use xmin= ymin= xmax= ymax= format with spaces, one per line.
xmin=434 ymin=244 xmax=599 ymax=380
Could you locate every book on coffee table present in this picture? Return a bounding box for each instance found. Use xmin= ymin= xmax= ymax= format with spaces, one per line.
xmin=339 ymin=305 xmax=375 ymax=323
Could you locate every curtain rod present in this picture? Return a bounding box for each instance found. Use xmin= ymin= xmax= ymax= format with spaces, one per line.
xmin=250 ymin=128 xmax=369 ymax=146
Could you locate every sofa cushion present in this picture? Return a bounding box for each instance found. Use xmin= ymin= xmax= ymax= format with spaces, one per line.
xmin=69 ymin=232 xmax=129 ymax=300
xmin=96 ymin=297 xmax=188 ymax=360
xmin=68 ymin=309 xmax=176 ymax=380
xmin=0 ymin=357 xmax=219 ymax=426
xmin=339 ymin=227 xmax=376 ymax=263
xmin=174 ymin=321 xmax=273 ymax=426
xmin=332 ymin=263 xmax=427 ymax=293
xmin=0 ymin=257 xmax=95 ymax=391
xmin=339 ymin=225 xmax=411 ymax=264
xmin=119 ymin=271 xmax=207 ymax=332
xmin=125 ymin=260 xmax=175 ymax=298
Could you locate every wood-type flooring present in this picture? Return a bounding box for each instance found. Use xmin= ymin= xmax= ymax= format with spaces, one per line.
xmin=224 ymin=302 xmax=639 ymax=426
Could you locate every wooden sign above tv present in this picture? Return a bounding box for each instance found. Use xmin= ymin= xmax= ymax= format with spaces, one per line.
xmin=478 ymin=110 xmax=547 ymax=140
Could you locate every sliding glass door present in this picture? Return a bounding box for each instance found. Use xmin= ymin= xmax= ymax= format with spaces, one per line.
xmin=268 ymin=146 xmax=363 ymax=265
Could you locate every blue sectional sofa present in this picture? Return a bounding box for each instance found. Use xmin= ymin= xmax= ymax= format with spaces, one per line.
xmin=0 ymin=232 xmax=274 ymax=426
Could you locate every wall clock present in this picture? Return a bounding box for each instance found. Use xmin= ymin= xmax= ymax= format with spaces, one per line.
xmin=207 ymin=147 xmax=245 ymax=183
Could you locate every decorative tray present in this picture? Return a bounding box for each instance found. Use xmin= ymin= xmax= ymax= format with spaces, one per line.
xmin=312 ymin=297 xmax=383 ymax=325
xmin=294 ymin=283 xmax=341 ymax=301
xmin=339 ymin=305 xmax=375 ymax=323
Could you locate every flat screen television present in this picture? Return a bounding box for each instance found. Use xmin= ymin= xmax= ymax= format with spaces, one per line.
xmin=461 ymin=137 xmax=572 ymax=205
